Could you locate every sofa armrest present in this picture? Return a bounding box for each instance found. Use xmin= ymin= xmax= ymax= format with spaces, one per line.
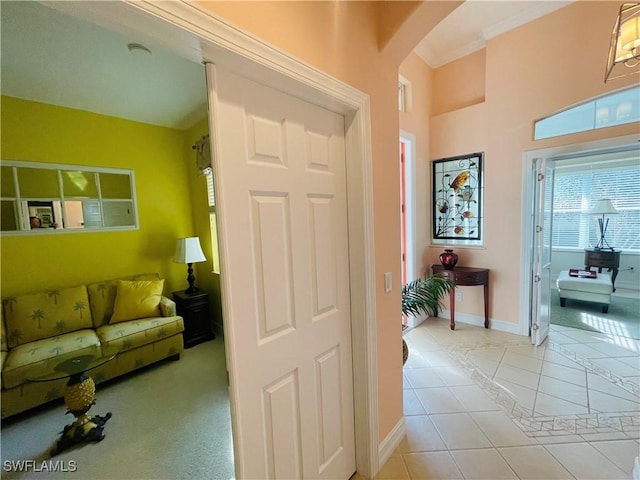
xmin=159 ymin=296 xmax=177 ymax=317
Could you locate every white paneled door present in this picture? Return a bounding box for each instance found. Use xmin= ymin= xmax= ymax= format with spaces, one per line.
xmin=207 ymin=65 xmax=356 ymax=479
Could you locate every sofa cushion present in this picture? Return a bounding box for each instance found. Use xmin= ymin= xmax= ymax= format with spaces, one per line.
xmin=1 ymin=307 xmax=7 ymax=352
xmin=0 ymin=351 xmax=6 ymax=389
xmin=88 ymin=273 xmax=160 ymax=328
xmin=3 ymin=285 xmax=93 ymax=348
xmin=110 ymin=279 xmax=165 ymax=324
xmin=97 ymin=315 xmax=183 ymax=353
xmin=2 ymin=329 xmax=100 ymax=390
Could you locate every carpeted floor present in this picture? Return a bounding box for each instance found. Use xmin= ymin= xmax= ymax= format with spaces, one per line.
xmin=0 ymin=337 xmax=234 ymax=480
xmin=551 ymin=289 xmax=640 ymax=340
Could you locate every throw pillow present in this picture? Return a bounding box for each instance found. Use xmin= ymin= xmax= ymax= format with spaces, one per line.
xmin=110 ymin=279 xmax=165 ymax=324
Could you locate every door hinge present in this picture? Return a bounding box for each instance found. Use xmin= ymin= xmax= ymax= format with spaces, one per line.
xmin=534 ymin=274 xmax=541 ymax=283
xmin=535 ymin=225 xmax=543 ymax=233
xmin=537 ymin=173 xmax=545 ymax=181
xmin=532 ymin=323 xmax=539 ymax=331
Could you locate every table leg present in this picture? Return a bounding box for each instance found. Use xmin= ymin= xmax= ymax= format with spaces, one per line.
xmin=450 ymin=289 xmax=456 ymax=330
xmin=51 ymin=372 xmax=112 ymax=456
xmin=611 ymin=268 xmax=618 ymax=292
xmin=483 ymin=282 xmax=489 ymax=328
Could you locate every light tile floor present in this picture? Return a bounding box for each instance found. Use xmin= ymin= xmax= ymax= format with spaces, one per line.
xmin=379 ymin=320 xmax=640 ymax=479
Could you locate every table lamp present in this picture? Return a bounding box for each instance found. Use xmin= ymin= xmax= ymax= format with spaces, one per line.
xmin=590 ymin=199 xmax=618 ymax=251
xmin=174 ymin=237 xmax=207 ymax=294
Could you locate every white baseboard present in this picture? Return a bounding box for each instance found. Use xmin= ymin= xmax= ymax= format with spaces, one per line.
xmin=406 ymin=313 xmax=427 ymax=329
xmin=378 ymin=416 xmax=405 ymax=472
xmin=439 ymin=310 xmax=523 ymax=335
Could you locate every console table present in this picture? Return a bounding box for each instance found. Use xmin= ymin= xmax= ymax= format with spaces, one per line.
xmin=431 ymin=265 xmax=490 ymax=330
xmin=584 ymin=249 xmax=620 ymax=292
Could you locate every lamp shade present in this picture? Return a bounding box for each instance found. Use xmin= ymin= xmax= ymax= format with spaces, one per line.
xmin=174 ymin=237 xmax=207 ymax=264
xmin=605 ymin=3 xmax=640 ymax=82
xmin=590 ymin=199 xmax=619 ymax=215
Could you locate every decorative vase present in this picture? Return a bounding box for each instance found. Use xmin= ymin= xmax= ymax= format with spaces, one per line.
xmin=439 ymin=249 xmax=458 ymax=270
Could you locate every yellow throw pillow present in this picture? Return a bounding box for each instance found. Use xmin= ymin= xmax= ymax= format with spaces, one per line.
xmin=110 ymin=279 xmax=165 ymax=324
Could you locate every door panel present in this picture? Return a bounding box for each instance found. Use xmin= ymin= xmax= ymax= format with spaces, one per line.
xmin=209 ymin=65 xmax=356 ymax=479
xmin=531 ymin=158 xmax=554 ymax=346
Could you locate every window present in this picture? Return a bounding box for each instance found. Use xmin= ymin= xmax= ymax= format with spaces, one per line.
xmin=398 ymin=75 xmax=412 ymax=113
xmin=534 ymin=86 xmax=639 ymax=140
xmin=552 ymin=157 xmax=640 ymax=252
xmin=206 ymin=172 xmax=215 ymax=209
xmin=205 ymin=172 xmax=221 ymax=273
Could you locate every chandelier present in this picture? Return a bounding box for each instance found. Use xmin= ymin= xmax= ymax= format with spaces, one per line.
xmin=605 ymin=3 xmax=640 ymax=82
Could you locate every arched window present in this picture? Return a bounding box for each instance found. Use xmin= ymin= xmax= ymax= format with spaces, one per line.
xmin=534 ymin=86 xmax=639 ymax=140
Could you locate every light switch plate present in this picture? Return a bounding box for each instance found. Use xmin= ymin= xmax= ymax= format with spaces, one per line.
xmin=384 ymin=272 xmax=392 ymax=293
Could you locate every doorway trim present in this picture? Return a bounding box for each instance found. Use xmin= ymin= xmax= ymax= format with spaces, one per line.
xmin=400 ymin=131 xmax=416 ymax=285
xmin=120 ymin=0 xmax=379 ymax=477
xmin=519 ymin=133 xmax=640 ymax=338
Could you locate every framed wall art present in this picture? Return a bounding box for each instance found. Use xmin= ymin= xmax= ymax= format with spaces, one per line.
xmin=432 ymin=152 xmax=484 ymax=245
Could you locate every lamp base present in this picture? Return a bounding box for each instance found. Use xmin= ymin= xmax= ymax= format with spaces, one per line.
xmin=184 ymin=263 xmax=199 ymax=295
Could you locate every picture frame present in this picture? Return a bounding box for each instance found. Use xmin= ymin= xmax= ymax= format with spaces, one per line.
xmin=432 ymin=152 xmax=483 ymax=243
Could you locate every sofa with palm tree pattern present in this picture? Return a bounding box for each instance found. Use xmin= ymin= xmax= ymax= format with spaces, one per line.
xmin=0 ymin=273 xmax=184 ymax=418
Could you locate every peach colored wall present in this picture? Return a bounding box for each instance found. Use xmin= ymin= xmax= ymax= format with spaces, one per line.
xmin=197 ymin=0 xmax=404 ymax=443
xmin=376 ymin=2 xmax=421 ymax=49
xmin=431 ymin=48 xmax=486 ymax=116
xmin=399 ymin=52 xmax=433 ymax=280
xmin=429 ymin=1 xmax=639 ymax=325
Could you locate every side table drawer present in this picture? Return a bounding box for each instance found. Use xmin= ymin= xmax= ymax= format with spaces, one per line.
xmin=584 ymin=251 xmax=620 ymax=268
xmin=456 ymin=271 xmax=488 ymax=285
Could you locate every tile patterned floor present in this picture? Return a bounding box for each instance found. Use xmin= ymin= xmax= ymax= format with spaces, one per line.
xmin=379 ymin=320 xmax=640 ymax=479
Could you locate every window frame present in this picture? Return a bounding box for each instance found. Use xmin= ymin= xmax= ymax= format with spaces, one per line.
xmin=0 ymin=160 xmax=138 ymax=235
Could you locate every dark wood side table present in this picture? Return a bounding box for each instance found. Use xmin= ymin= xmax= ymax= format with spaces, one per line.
xmin=584 ymin=249 xmax=620 ymax=292
xmin=431 ymin=265 xmax=490 ymax=331
xmin=173 ymin=289 xmax=215 ymax=348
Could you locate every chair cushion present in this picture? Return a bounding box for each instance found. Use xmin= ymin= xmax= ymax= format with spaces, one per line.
xmin=110 ymin=279 xmax=165 ymax=324
xmin=557 ymin=270 xmax=613 ymax=295
xmin=2 ymin=329 xmax=100 ymax=389
xmin=97 ymin=316 xmax=183 ymax=353
xmin=2 ymin=285 xmax=93 ymax=348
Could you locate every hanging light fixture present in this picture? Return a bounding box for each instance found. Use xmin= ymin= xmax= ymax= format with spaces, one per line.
xmin=605 ymin=3 xmax=640 ymax=82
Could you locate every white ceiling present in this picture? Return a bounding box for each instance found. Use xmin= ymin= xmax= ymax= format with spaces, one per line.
xmin=415 ymin=1 xmax=574 ymax=68
xmin=1 ymin=1 xmax=574 ymax=130
xmin=1 ymin=1 xmax=208 ymax=130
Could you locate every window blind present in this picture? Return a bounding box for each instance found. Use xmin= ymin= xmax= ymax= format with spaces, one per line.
xmin=552 ymin=164 xmax=640 ymax=252
xmin=206 ymin=173 xmax=215 ymax=208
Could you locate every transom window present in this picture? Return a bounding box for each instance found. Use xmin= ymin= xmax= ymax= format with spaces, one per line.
xmin=535 ymin=86 xmax=639 ymax=140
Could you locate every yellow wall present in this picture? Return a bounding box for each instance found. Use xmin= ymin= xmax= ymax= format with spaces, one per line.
xmin=0 ymin=96 xmax=198 ymax=298
xmin=428 ymin=1 xmax=639 ymax=325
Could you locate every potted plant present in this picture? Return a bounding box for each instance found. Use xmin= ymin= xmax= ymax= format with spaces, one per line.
xmin=401 ymin=274 xmax=455 ymax=364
